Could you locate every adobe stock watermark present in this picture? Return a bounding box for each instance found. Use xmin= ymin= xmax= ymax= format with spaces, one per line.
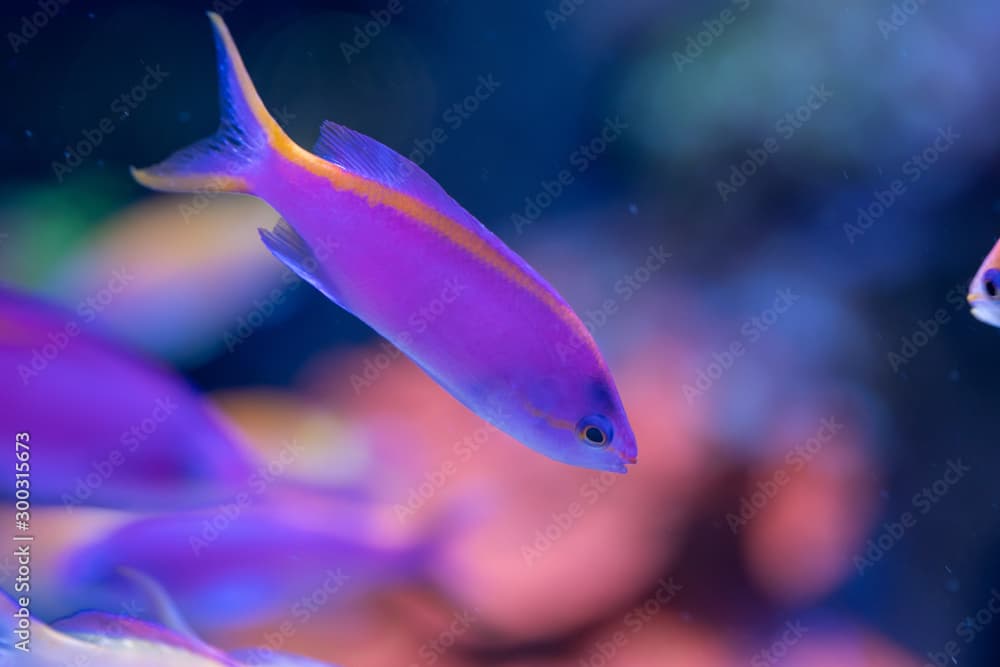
xmin=544 ymin=0 xmax=586 ymax=30
xmin=886 ymin=282 xmax=966 ymax=373
xmin=238 ymin=568 xmax=352 ymax=664
xmin=673 ymin=0 xmax=752 ymax=71
xmin=520 ymin=471 xmax=618 ymax=567
xmin=725 ymin=416 xmax=844 ymax=534
xmin=878 ymin=0 xmax=930 ymax=40
xmin=399 ymin=74 xmax=501 ymax=172
xmin=393 ymin=404 xmax=509 ymax=523
xmin=349 ymin=277 xmax=468 ymax=393
xmin=340 ymin=0 xmax=404 ymax=63
xmin=578 ymin=577 xmax=683 ymax=667
xmin=556 ymin=244 xmax=671 ymax=363
xmin=52 ymin=66 xmax=170 ymax=182
xmin=751 ymin=620 xmax=809 ymax=667
xmin=18 ymin=267 xmax=135 ymax=386
xmin=189 ymin=440 xmax=306 ymax=556
xmin=7 ymin=0 xmax=70 ymax=54
xmin=223 ymin=232 xmax=338 ymax=352
xmin=854 ymin=458 xmax=970 ymax=575
xmin=682 ymin=288 xmax=800 ymax=403
xmin=922 ymin=588 xmax=1000 ymax=667
xmin=843 ymin=126 xmax=959 ymax=243
xmin=61 ymin=396 xmax=179 ymax=510
xmin=716 ymin=84 xmax=833 ymax=202
xmin=511 ymin=115 xmax=628 ymax=235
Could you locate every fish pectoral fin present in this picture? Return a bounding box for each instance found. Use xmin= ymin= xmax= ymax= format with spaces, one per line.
xmin=258 ymin=219 xmax=348 ymax=309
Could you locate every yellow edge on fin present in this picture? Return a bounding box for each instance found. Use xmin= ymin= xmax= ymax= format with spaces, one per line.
xmin=206 ymin=11 xmax=284 ymax=144
xmin=129 ymin=166 xmax=249 ymax=194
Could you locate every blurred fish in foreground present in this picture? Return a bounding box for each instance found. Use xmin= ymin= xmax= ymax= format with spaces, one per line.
xmin=42 ymin=195 xmax=295 ymax=365
xmin=0 ymin=285 xmax=259 ymax=510
xmin=0 ymin=571 xmax=341 ymax=666
xmin=58 ymin=495 xmax=473 ymax=632
xmin=967 ymin=236 xmax=1000 ymax=327
xmin=210 ymin=388 xmax=423 ymax=496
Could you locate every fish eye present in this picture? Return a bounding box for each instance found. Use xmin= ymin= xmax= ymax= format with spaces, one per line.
xmin=577 ymin=415 xmax=613 ymax=448
xmin=985 ymin=270 xmax=999 ymax=298
xmin=584 ymin=426 xmax=606 ymax=445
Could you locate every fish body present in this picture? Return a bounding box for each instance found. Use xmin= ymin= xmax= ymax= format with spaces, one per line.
xmin=968 ymin=236 xmax=1000 ymax=327
xmin=60 ymin=498 xmax=444 ymax=631
xmin=132 ymin=13 xmax=636 ymax=472
xmin=0 ymin=576 xmax=339 ymax=666
xmin=0 ymin=285 xmax=257 ymax=510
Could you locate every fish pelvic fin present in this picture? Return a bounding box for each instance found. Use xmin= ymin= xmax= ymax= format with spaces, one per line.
xmin=130 ymin=12 xmax=293 ymax=195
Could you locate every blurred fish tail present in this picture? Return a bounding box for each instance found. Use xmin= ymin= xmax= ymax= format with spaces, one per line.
xmin=130 ymin=12 xmax=291 ymax=196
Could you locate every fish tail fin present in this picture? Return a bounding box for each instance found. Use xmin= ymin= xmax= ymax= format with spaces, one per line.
xmin=130 ymin=12 xmax=292 ymax=195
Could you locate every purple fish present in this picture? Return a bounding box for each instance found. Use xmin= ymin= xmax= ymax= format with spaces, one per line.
xmin=60 ymin=496 xmax=455 ymax=631
xmin=0 ymin=570 xmax=342 ymax=666
xmin=132 ymin=13 xmax=637 ymax=472
xmin=0 ymin=285 xmax=258 ymax=510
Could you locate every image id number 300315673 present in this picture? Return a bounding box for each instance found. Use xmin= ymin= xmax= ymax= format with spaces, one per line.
xmin=12 ymin=431 xmax=33 ymax=653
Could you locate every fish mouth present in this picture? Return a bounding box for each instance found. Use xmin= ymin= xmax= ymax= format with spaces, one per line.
xmin=598 ymin=450 xmax=636 ymax=474
xmin=970 ymin=305 xmax=1000 ymax=328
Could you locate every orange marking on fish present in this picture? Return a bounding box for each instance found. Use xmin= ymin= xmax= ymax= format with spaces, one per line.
xmin=271 ymin=135 xmax=602 ymax=362
xmin=521 ymin=398 xmax=577 ymax=433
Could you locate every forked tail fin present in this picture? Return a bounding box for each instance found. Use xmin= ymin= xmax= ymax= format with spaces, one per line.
xmin=130 ymin=12 xmax=290 ymax=195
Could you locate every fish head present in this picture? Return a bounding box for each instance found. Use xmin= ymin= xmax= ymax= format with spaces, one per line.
xmin=968 ymin=266 xmax=1000 ymax=328
xmin=512 ymin=373 xmax=637 ymax=473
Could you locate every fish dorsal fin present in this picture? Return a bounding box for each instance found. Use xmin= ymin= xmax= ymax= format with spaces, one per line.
xmin=258 ymin=219 xmax=347 ymax=308
xmin=312 ymin=121 xmax=481 ymax=233
xmin=117 ymin=567 xmax=201 ymax=641
xmin=314 ymin=122 xmax=407 ymax=188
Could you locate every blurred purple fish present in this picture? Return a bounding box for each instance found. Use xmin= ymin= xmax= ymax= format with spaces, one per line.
xmin=0 ymin=285 xmax=258 ymax=510
xmin=0 ymin=571 xmax=341 ymax=666
xmin=59 ymin=495 xmax=460 ymax=631
xmin=131 ymin=13 xmax=637 ymax=472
